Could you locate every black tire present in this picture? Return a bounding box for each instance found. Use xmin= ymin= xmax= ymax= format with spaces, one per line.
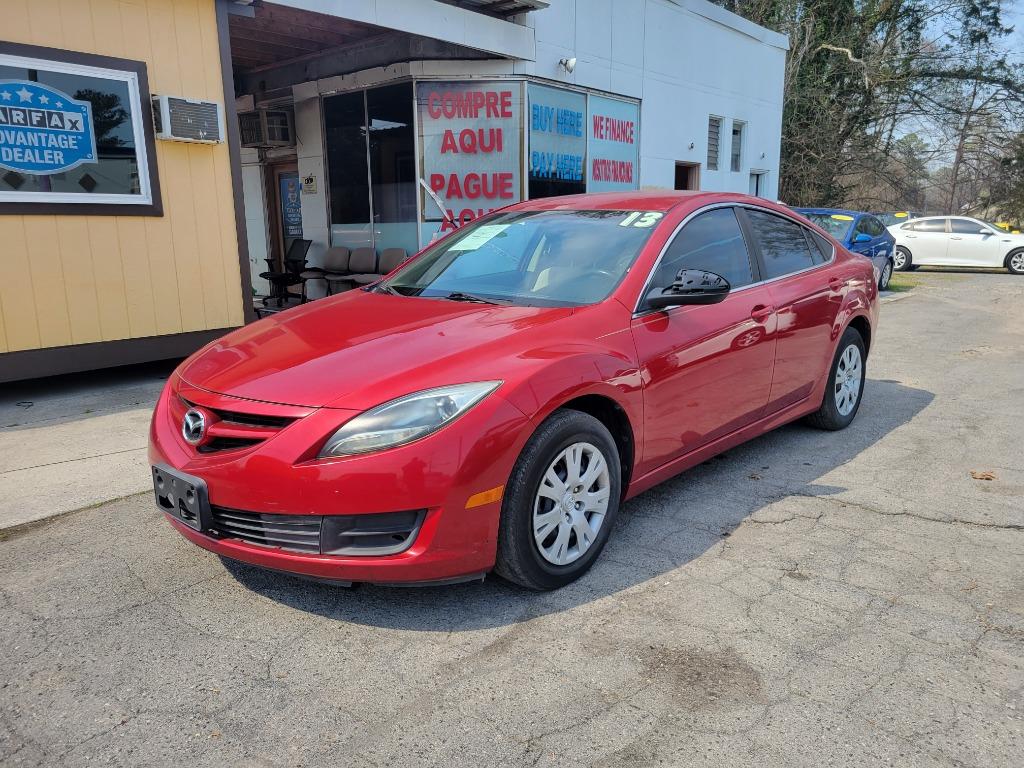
xmin=878 ymin=259 xmax=893 ymax=290
xmin=805 ymin=326 xmax=867 ymax=431
xmin=893 ymin=247 xmax=912 ymax=272
xmin=1006 ymin=249 xmax=1024 ymax=275
xmin=495 ymin=409 xmax=621 ymax=590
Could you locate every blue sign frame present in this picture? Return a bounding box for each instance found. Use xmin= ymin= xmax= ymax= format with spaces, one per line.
xmin=0 ymin=79 xmax=98 ymax=175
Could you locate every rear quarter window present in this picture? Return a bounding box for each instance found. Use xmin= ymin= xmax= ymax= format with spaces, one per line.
xmin=808 ymin=231 xmax=834 ymax=264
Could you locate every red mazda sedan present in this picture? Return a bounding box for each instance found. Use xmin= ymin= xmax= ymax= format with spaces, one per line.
xmin=150 ymin=191 xmax=878 ymax=590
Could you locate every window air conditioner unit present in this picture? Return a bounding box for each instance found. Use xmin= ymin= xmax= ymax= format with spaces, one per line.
xmin=151 ymin=95 xmax=224 ymax=144
xmin=238 ymin=108 xmax=295 ymax=148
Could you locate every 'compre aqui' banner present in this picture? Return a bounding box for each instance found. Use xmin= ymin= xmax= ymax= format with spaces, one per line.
xmin=417 ymin=81 xmax=522 ymax=231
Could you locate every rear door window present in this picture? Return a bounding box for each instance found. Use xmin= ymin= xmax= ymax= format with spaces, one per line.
xmin=744 ymin=209 xmax=818 ymax=279
xmin=911 ymin=219 xmax=948 ymax=233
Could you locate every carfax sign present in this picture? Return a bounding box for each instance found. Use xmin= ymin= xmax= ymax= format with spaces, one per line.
xmin=0 ymin=80 xmax=97 ymax=175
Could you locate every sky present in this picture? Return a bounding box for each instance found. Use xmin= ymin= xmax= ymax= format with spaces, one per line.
xmin=1007 ymin=1 xmax=1024 ymax=59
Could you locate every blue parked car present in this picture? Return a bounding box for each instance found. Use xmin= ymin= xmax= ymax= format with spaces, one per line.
xmin=794 ymin=208 xmax=895 ymax=290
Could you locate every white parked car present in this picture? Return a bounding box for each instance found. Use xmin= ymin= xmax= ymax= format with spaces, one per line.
xmin=888 ymin=216 xmax=1024 ymax=275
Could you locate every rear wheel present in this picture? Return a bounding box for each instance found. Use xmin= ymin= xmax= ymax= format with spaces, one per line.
xmin=805 ymin=327 xmax=866 ymax=431
xmin=878 ymin=260 xmax=893 ymax=290
xmin=495 ymin=409 xmax=621 ymax=590
xmin=1006 ymin=250 xmax=1024 ymax=275
xmin=893 ymin=247 xmax=912 ymax=271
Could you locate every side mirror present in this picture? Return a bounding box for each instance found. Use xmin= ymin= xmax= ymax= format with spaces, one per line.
xmin=853 ymin=233 xmax=872 ymax=244
xmin=979 ymin=228 xmax=992 ymax=235
xmin=646 ymin=270 xmax=731 ymax=310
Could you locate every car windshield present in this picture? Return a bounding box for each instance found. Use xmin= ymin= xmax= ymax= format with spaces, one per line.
xmin=381 ymin=209 xmax=664 ymax=307
xmin=801 ymin=212 xmax=854 ymax=240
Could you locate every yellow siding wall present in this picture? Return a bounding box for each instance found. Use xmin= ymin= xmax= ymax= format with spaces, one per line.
xmin=0 ymin=0 xmax=245 ymax=355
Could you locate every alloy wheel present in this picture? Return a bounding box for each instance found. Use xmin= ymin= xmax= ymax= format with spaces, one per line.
xmin=532 ymin=442 xmax=611 ymax=566
xmin=1011 ymin=252 xmax=1024 ymax=273
xmin=834 ymin=344 xmax=863 ymax=417
xmin=893 ymin=250 xmax=907 ymax=270
xmin=880 ymin=262 xmax=892 ymax=289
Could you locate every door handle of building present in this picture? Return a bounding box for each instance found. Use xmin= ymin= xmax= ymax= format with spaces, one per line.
xmin=750 ymin=304 xmax=774 ymax=322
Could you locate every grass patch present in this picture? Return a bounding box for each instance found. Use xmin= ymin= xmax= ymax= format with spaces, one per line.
xmin=886 ymin=272 xmax=920 ymax=292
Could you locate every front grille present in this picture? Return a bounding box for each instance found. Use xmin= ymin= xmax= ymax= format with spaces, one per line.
xmin=210 ymin=408 xmax=294 ymax=428
xmin=208 ymin=507 xmax=425 ymax=556
xmin=198 ymin=437 xmax=263 ymax=453
xmin=211 ymin=508 xmax=321 ymax=553
xmin=176 ymin=396 xmax=298 ymax=454
xmin=181 ymin=398 xmax=296 ymax=429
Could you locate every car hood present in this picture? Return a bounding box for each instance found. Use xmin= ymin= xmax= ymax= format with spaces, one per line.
xmin=178 ymin=291 xmax=576 ymax=409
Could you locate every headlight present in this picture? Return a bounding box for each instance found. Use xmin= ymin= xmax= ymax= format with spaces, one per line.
xmin=318 ymin=381 xmax=502 ymax=458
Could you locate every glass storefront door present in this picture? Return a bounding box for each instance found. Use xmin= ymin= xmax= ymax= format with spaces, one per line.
xmin=368 ymin=84 xmax=417 ymax=255
xmin=324 ymin=83 xmax=417 ymax=260
xmin=324 ymin=91 xmax=372 ymax=252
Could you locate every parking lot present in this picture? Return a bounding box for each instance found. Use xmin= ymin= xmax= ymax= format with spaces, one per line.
xmin=1 ymin=270 xmax=1022 ymax=767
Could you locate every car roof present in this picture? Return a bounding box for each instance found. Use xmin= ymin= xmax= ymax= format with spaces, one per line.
xmin=793 ymin=207 xmax=865 ymax=218
xmin=508 ymin=190 xmax=775 ymax=214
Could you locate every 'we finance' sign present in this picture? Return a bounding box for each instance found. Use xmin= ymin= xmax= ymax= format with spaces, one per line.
xmin=0 ymin=80 xmax=97 ymax=175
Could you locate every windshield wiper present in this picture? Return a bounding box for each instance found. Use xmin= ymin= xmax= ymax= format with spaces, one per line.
xmin=442 ymin=291 xmax=510 ymax=305
xmin=376 ymin=283 xmax=404 ymax=296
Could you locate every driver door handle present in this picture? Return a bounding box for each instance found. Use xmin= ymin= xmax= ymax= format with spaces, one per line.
xmin=750 ymin=304 xmax=774 ymax=322
xmin=828 ymin=277 xmax=845 ymax=289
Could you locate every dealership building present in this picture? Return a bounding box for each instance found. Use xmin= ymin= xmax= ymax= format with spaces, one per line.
xmin=0 ymin=0 xmax=787 ymax=381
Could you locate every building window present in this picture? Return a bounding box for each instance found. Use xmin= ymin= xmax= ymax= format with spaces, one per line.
xmin=731 ymin=120 xmax=745 ymax=172
xmin=416 ymin=80 xmax=523 ymax=236
xmin=528 ymin=83 xmax=586 ymax=199
xmin=0 ymin=43 xmax=160 ymax=215
xmin=586 ymin=94 xmax=639 ymax=194
xmin=707 ymin=116 xmax=721 ymax=171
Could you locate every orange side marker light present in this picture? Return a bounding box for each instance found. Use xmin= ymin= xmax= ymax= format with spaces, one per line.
xmin=465 ymin=485 xmax=504 ymax=509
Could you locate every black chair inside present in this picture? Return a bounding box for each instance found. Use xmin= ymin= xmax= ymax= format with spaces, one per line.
xmin=260 ymin=239 xmax=312 ymax=306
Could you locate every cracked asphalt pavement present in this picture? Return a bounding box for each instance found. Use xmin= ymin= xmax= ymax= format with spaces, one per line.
xmin=2 ymin=271 xmax=1022 ymax=767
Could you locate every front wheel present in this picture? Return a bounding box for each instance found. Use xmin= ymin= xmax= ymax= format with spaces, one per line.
xmin=805 ymin=327 xmax=866 ymax=431
xmin=1006 ymin=250 xmax=1024 ymax=275
xmin=893 ymin=247 xmax=912 ymax=272
xmin=495 ymin=410 xmax=621 ymax=590
xmin=878 ymin=260 xmax=893 ymax=290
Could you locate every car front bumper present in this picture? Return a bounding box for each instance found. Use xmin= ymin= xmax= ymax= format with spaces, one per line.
xmin=148 ymin=376 xmax=532 ymax=584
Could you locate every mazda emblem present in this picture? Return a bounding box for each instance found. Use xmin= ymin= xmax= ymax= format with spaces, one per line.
xmin=182 ymin=408 xmax=206 ymax=445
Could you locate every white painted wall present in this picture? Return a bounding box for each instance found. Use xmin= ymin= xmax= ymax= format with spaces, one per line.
xmin=240 ymin=147 xmax=270 ymax=297
xmin=293 ymin=96 xmax=331 ymax=298
xmin=514 ymin=0 xmax=787 ymax=197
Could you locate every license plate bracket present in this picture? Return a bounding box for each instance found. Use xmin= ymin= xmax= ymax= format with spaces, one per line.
xmin=152 ymin=464 xmax=211 ymax=532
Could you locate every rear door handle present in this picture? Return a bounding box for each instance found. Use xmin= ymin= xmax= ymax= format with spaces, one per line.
xmin=750 ymin=304 xmax=774 ymax=322
xmin=829 ymin=277 xmax=845 ymax=289
xmin=950 ymin=236 xmax=963 ymax=240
